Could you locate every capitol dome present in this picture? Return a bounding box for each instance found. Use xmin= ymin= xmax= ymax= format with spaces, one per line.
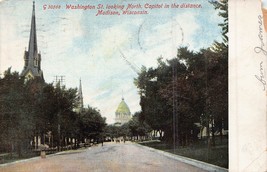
xmin=116 ymin=98 xmax=131 ymax=115
xmin=115 ymin=98 xmax=131 ymax=125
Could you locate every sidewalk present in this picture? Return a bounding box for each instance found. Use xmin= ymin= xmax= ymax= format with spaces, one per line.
xmin=0 ymin=147 xmax=89 ymax=168
xmin=136 ymin=143 xmax=228 ymax=172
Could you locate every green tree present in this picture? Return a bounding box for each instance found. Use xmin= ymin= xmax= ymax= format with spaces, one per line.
xmin=135 ymin=63 xmax=172 ymax=141
xmin=0 ymin=68 xmax=35 ymax=157
xmin=129 ymin=112 xmax=151 ymax=140
xmin=78 ymin=106 xmax=106 ymax=144
xmin=209 ymin=0 xmax=228 ymax=145
xmin=210 ymin=0 xmax=228 ymax=50
xmin=135 ymin=56 xmax=199 ymax=145
xmin=104 ymin=125 xmax=120 ymax=141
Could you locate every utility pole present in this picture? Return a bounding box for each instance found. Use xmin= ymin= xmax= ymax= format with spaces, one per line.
xmin=172 ymin=61 xmax=178 ymax=151
xmin=53 ymin=75 xmax=65 ymax=151
xmin=53 ymin=75 xmax=65 ymax=88
xmin=57 ymin=117 xmax=61 ymax=151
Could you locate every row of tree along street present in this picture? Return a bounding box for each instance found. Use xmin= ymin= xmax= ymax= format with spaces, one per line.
xmin=0 ymin=71 xmax=106 ymax=157
xmin=133 ymin=44 xmax=228 ymax=146
xmin=104 ymin=112 xmax=152 ymax=142
xmin=132 ymin=0 xmax=228 ymax=147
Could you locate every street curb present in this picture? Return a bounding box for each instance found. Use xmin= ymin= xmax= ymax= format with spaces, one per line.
xmin=136 ymin=143 xmax=228 ymax=172
xmin=0 ymin=148 xmax=88 ymax=168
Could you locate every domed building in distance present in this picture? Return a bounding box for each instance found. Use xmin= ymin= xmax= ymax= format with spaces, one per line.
xmin=115 ymin=97 xmax=132 ymax=125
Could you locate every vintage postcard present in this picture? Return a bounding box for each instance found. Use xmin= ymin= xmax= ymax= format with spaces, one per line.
xmin=0 ymin=0 xmax=234 ymax=171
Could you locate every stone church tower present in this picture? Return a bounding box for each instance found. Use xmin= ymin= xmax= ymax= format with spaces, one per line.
xmin=21 ymin=1 xmax=44 ymax=81
xmin=115 ymin=97 xmax=132 ymax=125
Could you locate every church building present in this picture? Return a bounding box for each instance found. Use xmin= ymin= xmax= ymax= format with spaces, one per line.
xmin=21 ymin=1 xmax=44 ymax=81
xmin=115 ymin=97 xmax=132 ymax=125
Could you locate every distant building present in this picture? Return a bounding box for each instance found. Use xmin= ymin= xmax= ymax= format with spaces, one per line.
xmin=20 ymin=1 xmax=44 ymax=81
xmin=76 ymin=79 xmax=84 ymax=113
xmin=115 ymin=97 xmax=132 ymax=125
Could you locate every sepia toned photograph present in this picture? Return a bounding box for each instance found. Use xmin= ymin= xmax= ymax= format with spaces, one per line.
xmin=0 ymin=0 xmax=230 ymax=171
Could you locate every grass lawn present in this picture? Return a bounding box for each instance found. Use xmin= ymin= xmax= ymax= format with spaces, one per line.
xmin=0 ymin=148 xmax=60 ymax=164
xmin=0 ymin=151 xmax=40 ymax=164
xmin=139 ymin=137 xmax=228 ymax=169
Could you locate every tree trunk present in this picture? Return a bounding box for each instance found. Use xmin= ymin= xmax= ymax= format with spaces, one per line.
xmin=200 ymin=127 xmax=203 ymax=140
xmin=52 ymin=134 xmax=54 ymax=148
xmin=10 ymin=142 xmax=14 ymax=158
xmin=159 ymin=130 xmax=163 ymax=140
xmin=206 ymin=120 xmax=211 ymax=149
xmin=36 ymin=135 xmax=39 ymax=150
xmin=211 ymin=118 xmax=216 ymax=147
xmin=220 ymin=117 xmax=223 ymax=144
xmin=32 ymin=137 xmax=35 ymax=150
xmin=57 ymin=124 xmax=60 ymax=151
xmin=17 ymin=142 xmax=22 ymax=158
xmin=220 ymin=128 xmax=223 ymax=143
xmin=75 ymin=139 xmax=78 ymax=148
xmin=185 ymin=133 xmax=188 ymax=146
xmin=43 ymin=133 xmax=46 ymax=145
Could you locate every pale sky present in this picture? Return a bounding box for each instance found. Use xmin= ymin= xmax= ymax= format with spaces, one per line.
xmin=0 ymin=0 xmax=222 ymax=124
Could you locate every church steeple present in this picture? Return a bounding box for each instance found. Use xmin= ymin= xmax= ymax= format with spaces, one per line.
xmin=77 ymin=79 xmax=84 ymax=111
xmin=21 ymin=1 xmax=43 ymax=81
xmin=28 ymin=1 xmax=38 ymax=61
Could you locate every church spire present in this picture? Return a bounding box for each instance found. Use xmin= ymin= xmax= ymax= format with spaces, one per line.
xmin=77 ymin=79 xmax=84 ymax=110
xmin=28 ymin=1 xmax=38 ymax=67
xmin=21 ymin=1 xmax=43 ymax=81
